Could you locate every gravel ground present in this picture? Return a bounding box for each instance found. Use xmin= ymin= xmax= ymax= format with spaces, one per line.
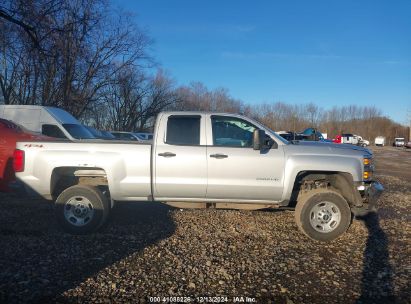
xmin=0 ymin=147 xmax=410 ymax=303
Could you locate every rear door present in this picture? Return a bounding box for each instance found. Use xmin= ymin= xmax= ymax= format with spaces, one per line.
xmin=206 ymin=115 xmax=285 ymax=201
xmin=153 ymin=114 xmax=207 ymax=199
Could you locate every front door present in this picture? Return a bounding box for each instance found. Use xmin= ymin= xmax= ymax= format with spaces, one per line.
xmin=154 ymin=114 xmax=207 ymax=200
xmin=206 ymin=115 xmax=285 ymax=201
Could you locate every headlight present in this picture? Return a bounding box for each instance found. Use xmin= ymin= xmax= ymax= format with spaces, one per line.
xmin=363 ymin=171 xmax=372 ymax=180
xmin=363 ymin=156 xmax=373 ymax=181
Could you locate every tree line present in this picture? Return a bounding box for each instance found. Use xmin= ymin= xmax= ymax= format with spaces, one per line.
xmin=1 ymin=0 xmax=409 ymax=143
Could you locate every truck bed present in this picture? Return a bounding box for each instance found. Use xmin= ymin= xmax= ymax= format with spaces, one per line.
xmin=16 ymin=140 xmax=153 ymax=201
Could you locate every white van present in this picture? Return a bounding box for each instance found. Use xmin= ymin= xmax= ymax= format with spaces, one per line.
xmin=341 ymin=133 xmax=359 ymax=145
xmin=375 ymin=136 xmax=386 ymax=147
xmin=0 ymin=105 xmax=94 ymax=140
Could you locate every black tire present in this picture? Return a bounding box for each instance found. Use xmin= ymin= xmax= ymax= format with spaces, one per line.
xmin=55 ymin=185 xmax=110 ymax=234
xmin=98 ymin=185 xmax=115 ymax=209
xmin=295 ymin=189 xmax=351 ymax=242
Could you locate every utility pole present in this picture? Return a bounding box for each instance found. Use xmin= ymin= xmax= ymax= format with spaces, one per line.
xmin=409 ymin=116 xmax=411 ymax=142
xmin=408 ymin=109 xmax=411 ymax=141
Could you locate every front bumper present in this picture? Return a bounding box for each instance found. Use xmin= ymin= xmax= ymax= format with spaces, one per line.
xmin=352 ymin=181 xmax=384 ymax=216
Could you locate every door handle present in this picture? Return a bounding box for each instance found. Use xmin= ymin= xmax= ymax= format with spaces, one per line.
xmin=158 ymin=152 xmax=176 ymax=157
xmin=210 ymin=153 xmax=228 ymax=159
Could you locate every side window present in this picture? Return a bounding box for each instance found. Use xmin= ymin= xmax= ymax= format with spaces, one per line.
xmin=211 ymin=116 xmax=256 ymax=147
xmin=166 ymin=115 xmax=201 ymax=146
xmin=42 ymin=124 xmax=66 ymax=138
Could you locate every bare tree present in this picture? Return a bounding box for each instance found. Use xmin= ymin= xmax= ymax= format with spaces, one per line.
xmin=101 ymin=69 xmax=178 ymax=131
xmin=1 ymin=1 xmax=407 ymax=141
xmin=174 ymin=82 xmax=244 ymax=113
xmin=0 ymin=0 xmax=152 ymax=118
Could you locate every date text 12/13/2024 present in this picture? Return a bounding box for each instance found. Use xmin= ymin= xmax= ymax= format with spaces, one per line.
xmin=148 ymin=296 xmax=257 ymax=303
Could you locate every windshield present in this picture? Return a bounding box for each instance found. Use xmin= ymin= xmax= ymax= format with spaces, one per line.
xmin=63 ymin=124 xmax=95 ymax=139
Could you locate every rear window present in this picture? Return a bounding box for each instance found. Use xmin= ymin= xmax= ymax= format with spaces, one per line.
xmin=166 ymin=116 xmax=201 ymax=146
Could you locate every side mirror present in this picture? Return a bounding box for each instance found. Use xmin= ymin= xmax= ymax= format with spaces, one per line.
xmin=253 ymin=129 xmax=266 ymax=150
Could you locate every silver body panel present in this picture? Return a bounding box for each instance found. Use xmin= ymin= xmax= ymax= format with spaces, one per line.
xmin=153 ymin=113 xmax=208 ymax=199
xmin=17 ymin=142 xmax=152 ymax=201
xmin=16 ymin=111 xmax=368 ymax=205
xmin=206 ymin=146 xmax=285 ymax=201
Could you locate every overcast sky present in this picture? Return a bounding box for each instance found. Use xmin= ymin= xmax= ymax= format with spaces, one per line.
xmin=114 ymin=0 xmax=411 ymax=124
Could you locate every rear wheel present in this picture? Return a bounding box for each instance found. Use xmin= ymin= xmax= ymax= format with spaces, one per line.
xmin=295 ymin=189 xmax=351 ymax=241
xmin=55 ymin=185 xmax=110 ymax=234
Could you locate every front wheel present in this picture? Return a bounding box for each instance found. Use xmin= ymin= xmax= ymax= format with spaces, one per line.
xmin=55 ymin=185 xmax=110 ymax=234
xmin=295 ymin=189 xmax=351 ymax=242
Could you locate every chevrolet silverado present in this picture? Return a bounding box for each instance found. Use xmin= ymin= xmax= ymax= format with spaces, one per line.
xmin=14 ymin=112 xmax=383 ymax=241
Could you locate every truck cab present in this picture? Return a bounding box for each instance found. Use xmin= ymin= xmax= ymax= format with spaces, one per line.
xmin=152 ymin=113 xmax=286 ymax=202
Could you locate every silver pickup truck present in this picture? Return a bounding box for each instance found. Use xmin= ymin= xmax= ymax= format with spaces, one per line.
xmin=14 ymin=112 xmax=383 ymax=241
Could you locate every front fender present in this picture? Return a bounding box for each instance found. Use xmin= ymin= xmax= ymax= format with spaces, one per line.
xmin=281 ymin=154 xmax=363 ymax=201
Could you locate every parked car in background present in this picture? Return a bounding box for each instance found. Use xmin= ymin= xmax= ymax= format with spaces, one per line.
xmin=275 ymin=131 xmax=305 ymax=141
xmin=133 ymin=132 xmax=153 ymax=141
xmin=356 ymin=135 xmax=369 ymax=147
xmin=341 ymin=133 xmax=359 ymax=145
xmin=300 ymin=128 xmax=333 ymax=142
xmin=0 ymin=118 xmax=51 ymax=192
xmin=405 ymin=141 xmax=411 ymax=149
xmin=100 ymin=130 xmax=117 ymax=139
xmin=277 ymin=129 xmax=331 ymax=142
xmin=333 ymin=134 xmax=369 ymax=147
xmin=84 ymin=126 xmax=116 ymax=140
xmin=0 ymin=105 xmax=95 ymax=140
xmin=375 ymin=136 xmax=386 ymax=147
xmin=110 ymin=131 xmax=141 ymax=141
xmin=393 ymin=137 xmax=405 ymax=147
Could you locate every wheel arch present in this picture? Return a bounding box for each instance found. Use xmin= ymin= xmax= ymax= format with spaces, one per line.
xmin=289 ymin=171 xmax=362 ymax=208
xmin=51 ymin=167 xmax=109 ymax=200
